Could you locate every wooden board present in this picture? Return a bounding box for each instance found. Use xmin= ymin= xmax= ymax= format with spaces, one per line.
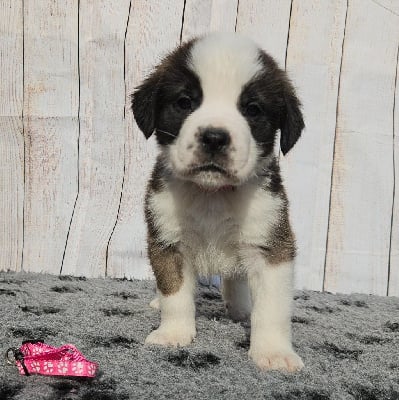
xmin=0 ymin=0 xmax=24 ymax=272
xmin=182 ymin=0 xmax=238 ymax=39
xmin=106 ymin=1 xmax=189 ymax=279
xmin=324 ymin=0 xmax=399 ymax=295
xmin=61 ymin=0 xmax=130 ymax=277
xmin=22 ymin=0 xmax=79 ymax=274
xmin=388 ymin=47 xmax=399 ymax=296
xmin=280 ymin=0 xmax=347 ymax=290
xmin=235 ymin=0 xmax=292 ymax=66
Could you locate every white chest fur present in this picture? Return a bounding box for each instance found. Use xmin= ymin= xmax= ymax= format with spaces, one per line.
xmin=149 ymin=181 xmax=282 ymax=276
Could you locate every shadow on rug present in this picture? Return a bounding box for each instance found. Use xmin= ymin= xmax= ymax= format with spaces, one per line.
xmin=1 ymin=271 xmax=398 ymax=400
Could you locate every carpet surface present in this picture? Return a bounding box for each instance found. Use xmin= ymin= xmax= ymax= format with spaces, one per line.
xmin=0 ymin=271 xmax=398 ymax=400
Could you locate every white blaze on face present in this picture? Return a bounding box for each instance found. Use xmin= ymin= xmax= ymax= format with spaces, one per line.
xmin=169 ymin=33 xmax=263 ymax=186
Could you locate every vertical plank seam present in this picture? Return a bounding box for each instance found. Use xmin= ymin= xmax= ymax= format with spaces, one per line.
xmin=387 ymin=44 xmax=399 ymax=295
xmin=284 ymin=0 xmax=293 ymax=71
xmin=105 ymin=0 xmax=132 ymax=277
xmin=123 ymin=0 xmax=132 ymax=120
xmin=21 ymin=0 xmax=26 ymax=272
xmin=179 ymin=0 xmax=187 ymax=43
xmin=60 ymin=0 xmax=81 ymax=275
xmin=322 ymin=0 xmax=349 ymax=292
xmin=278 ymin=0 xmax=293 ymax=162
xmin=105 ymin=145 xmax=126 ymax=277
xmin=234 ymin=0 xmax=240 ymax=32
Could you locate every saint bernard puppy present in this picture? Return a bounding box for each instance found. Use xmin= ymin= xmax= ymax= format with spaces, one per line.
xmin=132 ymin=32 xmax=305 ymax=372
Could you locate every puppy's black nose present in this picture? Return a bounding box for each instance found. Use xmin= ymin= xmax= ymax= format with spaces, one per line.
xmin=200 ymin=128 xmax=230 ymax=153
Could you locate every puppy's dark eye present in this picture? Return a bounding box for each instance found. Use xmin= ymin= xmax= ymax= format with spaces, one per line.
xmin=176 ymin=95 xmax=192 ymax=111
xmin=245 ymin=102 xmax=262 ymax=117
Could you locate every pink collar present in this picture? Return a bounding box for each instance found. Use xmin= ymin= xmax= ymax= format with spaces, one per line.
xmin=6 ymin=340 xmax=98 ymax=377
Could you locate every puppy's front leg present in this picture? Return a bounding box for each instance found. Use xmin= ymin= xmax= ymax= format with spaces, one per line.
xmin=146 ymin=241 xmax=196 ymax=347
xmin=247 ymin=256 xmax=304 ymax=372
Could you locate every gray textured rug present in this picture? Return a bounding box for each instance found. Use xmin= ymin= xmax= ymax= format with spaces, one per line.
xmin=1 ymin=271 xmax=399 ymax=400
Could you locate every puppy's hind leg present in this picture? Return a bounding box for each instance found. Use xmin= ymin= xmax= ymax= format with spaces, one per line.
xmin=222 ymin=276 xmax=252 ymax=321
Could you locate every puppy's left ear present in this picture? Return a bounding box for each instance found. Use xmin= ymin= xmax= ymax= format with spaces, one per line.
xmin=131 ymin=73 xmax=160 ymax=139
xmin=280 ymin=80 xmax=305 ymax=155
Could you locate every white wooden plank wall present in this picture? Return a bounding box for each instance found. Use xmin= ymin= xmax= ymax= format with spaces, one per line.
xmin=281 ymin=0 xmax=347 ymax=291
xmin=62 ymin=0 xmax=129 ymax=277
xmin=23 ymin=0 xmax=79 ymax=274
xmin=324 ymin=0 xmax=399 ymax=295
xmin=389 ymin=46 xmax=399 ymax=296
xmin=0 ymin=0 xmax=398 ymax=296
xmin=107 ymin=0 xmax=185 ymax=280
xmin=0 ymin=0 xmax=24 ymax=273
xmin=235 ymin=0 xmax=292 ymax=67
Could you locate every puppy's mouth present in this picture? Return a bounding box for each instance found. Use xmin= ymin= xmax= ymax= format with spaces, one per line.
xmin=177 ymin=162 xmax=239 ymax=189
xmin=190 ymin=163 xmax=228 ymax=175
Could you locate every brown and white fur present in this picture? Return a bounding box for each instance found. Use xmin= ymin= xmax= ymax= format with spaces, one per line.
xmin=132 ymin=33 xmax=305 ymax=372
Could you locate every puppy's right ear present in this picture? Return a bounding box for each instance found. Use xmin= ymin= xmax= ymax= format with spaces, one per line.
xmin=131 ymin=73 xmax=159 ymax=139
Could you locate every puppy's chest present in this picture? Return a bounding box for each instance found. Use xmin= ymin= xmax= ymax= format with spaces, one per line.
xmin=178 ymin=195 xmax=241 ymax=275
xmin=150 ymin=186 xmax=281 ymax=256
xmin=184 ymin=198 xmax=238 ymax=246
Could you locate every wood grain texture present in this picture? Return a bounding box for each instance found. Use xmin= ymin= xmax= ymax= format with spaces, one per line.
xmin=61 ymin=0 xmax=130 ymax=277
xmin=0 ymin=0 xmax=24 ymax=272
xmin=369 ymin=0 xmax=399 ymax=15
xmin=22 ymin=0 xmax=79 ymax=273
xmin=280 ymin=0 xmax=347 ymax=290
xmin=235 ymin=0 xmax=292 ymax=66
xmin=182 ymin=0 xmax=238 ymax=39
xmin=388 ymin=46 xmax=399 ymax=296
xmin=324 ymin=0 xmax=399 ymax=295
xmin=106 ymin=0 xmax=185 ymax=279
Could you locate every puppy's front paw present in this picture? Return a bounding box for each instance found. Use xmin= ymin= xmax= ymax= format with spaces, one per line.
xmin=249 ymin=348 xmax=304 ymax=372
xmin=145 ymin=326 xmax=195 ymax=347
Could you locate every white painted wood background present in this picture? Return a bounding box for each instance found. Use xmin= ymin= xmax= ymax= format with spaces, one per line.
xmin=1 ymin=0 xmax=398 ymax=296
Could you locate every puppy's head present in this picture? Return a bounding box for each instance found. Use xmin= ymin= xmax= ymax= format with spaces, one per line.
xmin=132 ymin=33 xmax=304 ymax=190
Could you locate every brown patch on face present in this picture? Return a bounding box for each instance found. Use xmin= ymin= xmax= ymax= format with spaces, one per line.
xmin=258 ymin=198 xmax=297 ymax=265
xmin=147 ymin=237 xmax=184 ymax=296
xmin=131 ymin=38 xmax=201 ymax=143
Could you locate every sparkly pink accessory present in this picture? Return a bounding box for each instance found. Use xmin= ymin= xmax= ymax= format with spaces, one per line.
xmin=6 ymin=340 xmax=98 ymax=377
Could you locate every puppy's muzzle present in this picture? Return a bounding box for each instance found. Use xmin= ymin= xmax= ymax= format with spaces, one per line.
xmin=199 ymin=127 xmax=231 ymax=155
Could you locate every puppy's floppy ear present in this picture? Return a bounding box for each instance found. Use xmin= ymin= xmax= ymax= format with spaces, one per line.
xmin=279 ymin=79 xmax=305 ymax=155
xmin=131 ymin=72 xmax=160 ymax=139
